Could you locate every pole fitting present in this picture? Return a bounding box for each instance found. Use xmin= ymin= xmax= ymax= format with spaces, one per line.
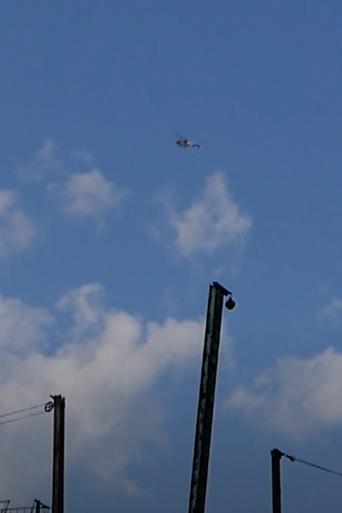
xmin=212 ymin=282 xmax=231 ymax=296
xmin=271 ymin=448 xmax=284 ymax=460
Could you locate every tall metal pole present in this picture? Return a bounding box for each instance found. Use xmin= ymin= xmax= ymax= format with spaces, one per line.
xmin=188 ymin=282 xmax=233 ymax=513
xmin=51 ymin=395 xmax=65 ymax=513
xmin=271 ymin=449 xmax=283 ymax=513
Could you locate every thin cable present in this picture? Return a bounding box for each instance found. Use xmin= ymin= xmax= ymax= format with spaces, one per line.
xmin=0 ymin=402 xmax=46 ymax=419
xmin=284 ymin=452 xmax=342 ymax=478
xmin=0 ymin=410 xmax=46 ymax=427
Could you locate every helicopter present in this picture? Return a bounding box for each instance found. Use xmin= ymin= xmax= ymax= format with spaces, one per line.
xmin=176 ymin=136 xmax=201 ymax=149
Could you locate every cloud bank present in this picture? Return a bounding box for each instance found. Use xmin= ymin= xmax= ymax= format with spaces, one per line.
xmin=318 ymin=297 xmax=342 ymax=322
xmin=0 ymin=284 xmax=204 ymax=501
xmin=162 ymin=172 xmax=252 ymax=257
xmin=0 ymin=189 xmax=36 ymax=258
xmin=16 ymin=139 xmax=63 ymax=181
xmin=227 ymin=348 xmax=342 ymax=438
xmin=59 ymin=169 xmax=126 ymax=225
xmin=16 ymin=139 xmax=128 ymax=227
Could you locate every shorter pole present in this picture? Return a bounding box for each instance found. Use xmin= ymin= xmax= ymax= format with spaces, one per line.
xmin=271 ymin=449 xmax=283 ymax=513
xmin=34 ymin=499 xmax=49 ymax=513
xmin=51 ymin=395 xmax=65 ymax=513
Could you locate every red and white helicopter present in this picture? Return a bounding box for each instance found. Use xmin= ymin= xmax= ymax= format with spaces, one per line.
xmin=176 ymin=135 xmax=201 ymax=149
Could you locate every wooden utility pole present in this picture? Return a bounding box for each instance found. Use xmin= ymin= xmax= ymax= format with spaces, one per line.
xmin=187 ymin=282 xmax=235 ymax=513
xmin=271 ymin=449 xmax=283 ymax=513
xmin=51 ymin=395 xmax=65 ymax=513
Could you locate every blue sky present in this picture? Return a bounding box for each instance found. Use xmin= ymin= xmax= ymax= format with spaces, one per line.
xmin=1 ymin=1 xmax=342 ymax=512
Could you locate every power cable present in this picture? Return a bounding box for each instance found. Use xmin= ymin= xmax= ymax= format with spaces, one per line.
xmin=283 ymin=451 xmax=342 ymax=478
xmin=0 ymin=411 xmax=46 ymax=427
xmin=0 ymin=402 xmax=46 ymax=419
xmin=0 ymin=400 xmax=53 ymax=427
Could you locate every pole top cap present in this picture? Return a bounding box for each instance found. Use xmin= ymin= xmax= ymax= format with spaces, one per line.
xmin=212 ymin=282 xmax=231 ymax=296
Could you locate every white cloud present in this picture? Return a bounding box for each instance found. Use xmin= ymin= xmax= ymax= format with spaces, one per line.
xmin=0 ymin=189 xmax=36 ymax=258
xmin=16 ymin=140 xmax=128 ymax=226
xmin=227 ymin=348 xmax=342 ymax=438
xmin=59 ymin=169 xmax=127 ymax=225
xmin=0 ymin=284 xmax=205 ymax=501
xmin=71 ymin=148 xmax=95 ymax=165
xmin=16 ymin=138 xmax=63 ymax=181
xmin=162 ymin=172 xmax=252 ymax=257
xmin=318 ymin=297 xmax=342 ymax=322
xmin=0 ymin=294 xmax=52 ymax=355
xmin=57 ymin=282 xmax=105 ymax=330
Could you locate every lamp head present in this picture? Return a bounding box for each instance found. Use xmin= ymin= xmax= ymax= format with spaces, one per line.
xmin=225 ymin=295 xmax=236 ymax=311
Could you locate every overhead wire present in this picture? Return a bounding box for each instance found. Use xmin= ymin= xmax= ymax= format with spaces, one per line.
xmin=282 ymin=451 xmax=342 ymax=479
xmin=0 ymin=402 xmax=46 ymax=419
xmin=0 ymin=400 xmax=53 ymax=427
xmin=0 ymin=411 xmax=46 ymax=427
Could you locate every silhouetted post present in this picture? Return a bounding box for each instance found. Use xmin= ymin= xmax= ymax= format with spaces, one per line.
xmin=34 ymin=499 xmax=49 ymax=513
xmin=52 ymin=395 xmax=65 ymax=513
xmin=271 ymin=449 xmax=283 ymax=513
xmin=188 ymin=282 xmax=234 ymax=513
